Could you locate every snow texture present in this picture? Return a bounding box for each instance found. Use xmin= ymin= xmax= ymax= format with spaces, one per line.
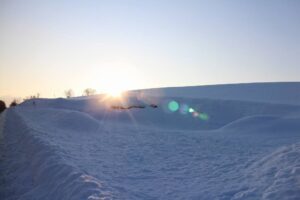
xmin=1 ymin=82 xmax=300 ymax=200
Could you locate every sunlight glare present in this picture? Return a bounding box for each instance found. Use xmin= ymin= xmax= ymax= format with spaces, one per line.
xmin=93 ymin=62 xmax=142 ymax=98
xmin=106 ymin=87 xmax=124 ymax=98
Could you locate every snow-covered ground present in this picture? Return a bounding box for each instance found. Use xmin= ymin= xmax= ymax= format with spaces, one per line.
xmin=1 ymin=82 xmax=300 ymax=200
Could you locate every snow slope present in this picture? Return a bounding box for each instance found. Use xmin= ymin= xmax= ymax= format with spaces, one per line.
xmin=135 ymin=82 xmax=300 ymax=105
xmin=1 ymin=82 xmax=300 ymax=200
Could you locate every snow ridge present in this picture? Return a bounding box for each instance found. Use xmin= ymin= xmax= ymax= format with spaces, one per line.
xmin=233 ymin=143 xmax=300 ymax=200
xmin=0 ymin=110 xmax=113 ymax=200
xmin=1 ymin=82 xmax=300 ymax=199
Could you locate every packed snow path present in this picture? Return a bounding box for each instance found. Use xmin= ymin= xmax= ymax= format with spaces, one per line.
xmin=1 ymin=83 xmax=300 ymax=199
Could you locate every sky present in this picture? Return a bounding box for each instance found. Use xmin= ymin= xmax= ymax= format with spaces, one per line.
xmin=0 ymin=0 xmax=299 ymax=102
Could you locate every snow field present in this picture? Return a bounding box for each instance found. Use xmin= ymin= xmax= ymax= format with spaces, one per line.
xmin=1 ymin=83 xmax=300 ymax=199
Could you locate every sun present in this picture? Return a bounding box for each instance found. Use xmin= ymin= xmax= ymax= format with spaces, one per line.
xmin=93 ymin=62 xmax=143 ymax=98
xmin=107 ymin=87 xmax=124 ymax=98
xmin=103 ymin=84 xmax=127 ymax=98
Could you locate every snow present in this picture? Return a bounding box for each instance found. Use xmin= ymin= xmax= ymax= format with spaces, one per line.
xmin=236 ymin=143 xmax=300 ymax=200
xmin=135 ymin=82 xmax=300 ymax=105
xmin=1 ymin=82 xmax=300 ymax=199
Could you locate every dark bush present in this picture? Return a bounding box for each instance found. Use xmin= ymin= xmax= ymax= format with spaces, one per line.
xmin=10 ymin=100 xmax=17 ymax=107
xmin=111 ymin=105 xmax=146 ymax=110
xmin=0 ymin=100 xmax=6 ymax=113
xmin=149 ymin=104 xmax=158 ymax=108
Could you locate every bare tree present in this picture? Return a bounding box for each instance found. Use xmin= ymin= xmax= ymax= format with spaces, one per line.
xmin=83 ymin=88 xmax=96 ymax=96
xmin=65 ymin=89 xmax=74 ymax=98
xmin=23 ymin=93 xmax=41 ymax=101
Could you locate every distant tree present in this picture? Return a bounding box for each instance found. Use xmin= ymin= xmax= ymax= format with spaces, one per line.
xmin=23 ymin=93 xmax=41 ymax=101
xmin=0 ymin=100 xmax=6 ymax=113
xmin=83 ymin=88 xmax=96 ymax=96
xmin=65 ymin=89 xmax=74 ymax=98
xmin=10 ymin=99 xmax=17 ymax=107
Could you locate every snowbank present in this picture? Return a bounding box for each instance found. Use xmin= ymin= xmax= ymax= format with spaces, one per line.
xmin=0 ymin=110 xmax=113 ymax=200
xmin=18 ymin=108 xmax=100 ymax=133
xmin=233 ymin=143 xmax=300 ymax=200
xmin=222 ymin=115 xmax=300 ymax=135
xmin=136 ymin=82 xmax=300 ymax=105
xmin=1 ymin=82 xmax=300 ymax=199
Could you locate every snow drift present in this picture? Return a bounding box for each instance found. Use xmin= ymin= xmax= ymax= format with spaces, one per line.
xmin=1 ymin=82 xmax=300 ymax=200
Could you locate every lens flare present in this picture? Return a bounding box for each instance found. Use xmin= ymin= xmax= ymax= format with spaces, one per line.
xmin=199 ymin=113 xmax=209 ymax=121
xmin=180 ymin=104 xmax=189 ymax=114
xmin=168 ymin=100 xmax=179 ymax=112
xmin=193 ymin=112 xmax=199 ymax=117
xmin=189 ymin=108 xmax=194 ymax=113
xmin=166 ymin=100 xmax=210 ymax=122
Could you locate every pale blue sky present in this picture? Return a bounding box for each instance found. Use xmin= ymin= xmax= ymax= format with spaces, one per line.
xmin=0 ymin=0 xmax=299 ymax=100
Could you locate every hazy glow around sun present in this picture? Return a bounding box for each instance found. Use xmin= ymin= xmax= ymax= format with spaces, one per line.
xmin=94 ymin=62 xmax=142 ymax=97
xmin=106 ymin=86 xmax=124 ymax=97
xmin=1 ymin=1 xmax=300 ymax=102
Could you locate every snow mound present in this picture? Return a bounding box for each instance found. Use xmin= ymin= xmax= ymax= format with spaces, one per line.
xmin=20 ymin=94 xmax=300 ymax=131
xmin=222 ymin=115 xmax=300 ymax=134
xmin=234 ymin=143 xmax=300 ymax=200
xmin=137 ymin=82 xmax=300 ymax=105
xmin=2 ymin=82 xmax=300 ymax=199
xmin=0 ymin=110 xmax=113 ymax=200
xmin=19 ymin=108 xmax=100 ymax=133
xmin=41 ymin=110 xmax=100 ymax=132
